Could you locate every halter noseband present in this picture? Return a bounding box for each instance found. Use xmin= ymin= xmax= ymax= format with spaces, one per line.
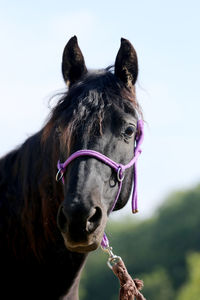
xmin=56 ymin=119 xmax=144 ymax=248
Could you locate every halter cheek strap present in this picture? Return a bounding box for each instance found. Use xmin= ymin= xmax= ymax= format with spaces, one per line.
xmin=56 ymin=120 xmax=144 ymax=248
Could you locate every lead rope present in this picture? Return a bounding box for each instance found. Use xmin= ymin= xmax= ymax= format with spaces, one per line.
xmin=101 ymin=120 xmax=146 ymax=300
xmin=101 ymin=236 xmax=146 ymax=300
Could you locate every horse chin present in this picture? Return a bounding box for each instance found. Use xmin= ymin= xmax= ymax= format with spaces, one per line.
xmin=65 ymin=241 xmax=99 ymax=253
xmin=62 ymin=233 xmax=103 ymax=253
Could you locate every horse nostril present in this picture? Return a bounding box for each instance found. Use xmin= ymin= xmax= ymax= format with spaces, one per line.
xmin=86 ymin=207 xmax=102 ymax=234
xmin=57 ymin=205 xmax=102 ymax=235
xmin=57 ymin=205 xmax=68 ymax=233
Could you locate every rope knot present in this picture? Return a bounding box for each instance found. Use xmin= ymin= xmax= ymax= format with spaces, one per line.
xmin=112 ymin=258 xmax=146 ymax=300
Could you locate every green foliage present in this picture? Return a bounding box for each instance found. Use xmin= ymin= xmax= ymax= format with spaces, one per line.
xmin=80 ymin=183 xmax=200 ymax=300
xmin=177 ymin=252 xmax=200 ymax=300
xmin=141 ymin=268 xmax=175 ymax=300
xmin=80 ymin=248 xmax=119 ymax=300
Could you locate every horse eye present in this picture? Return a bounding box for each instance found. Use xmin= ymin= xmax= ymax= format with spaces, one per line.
xmin=124 ymin=125 xmax=135 ymax=138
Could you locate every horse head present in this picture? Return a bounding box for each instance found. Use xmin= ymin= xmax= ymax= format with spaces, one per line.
xmin=55 ymin=36 xmax=141 ymax=253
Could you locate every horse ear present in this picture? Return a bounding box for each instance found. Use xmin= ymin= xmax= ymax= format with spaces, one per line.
xmin=62 ymin=36 xmax=87 ymax=86
xmin=115 ymin=38 xmax=138 ymax=87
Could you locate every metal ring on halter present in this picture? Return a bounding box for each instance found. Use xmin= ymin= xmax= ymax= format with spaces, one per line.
xmin=117 ymin=167 xmax=125 ymax=182
xmin=56 ymin=169 xmax=64 ymax=182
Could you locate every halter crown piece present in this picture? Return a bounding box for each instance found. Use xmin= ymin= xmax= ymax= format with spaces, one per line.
xmin=56 ymin=119 xmax=144 ymax=249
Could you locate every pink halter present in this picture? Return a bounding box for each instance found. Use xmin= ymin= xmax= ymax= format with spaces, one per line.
xmin=56 ymin=120 xmax=144 ymax=248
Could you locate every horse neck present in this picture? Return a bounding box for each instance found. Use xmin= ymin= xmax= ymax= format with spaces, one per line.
xmin=0 ymin=128 xmax=64 ymax=259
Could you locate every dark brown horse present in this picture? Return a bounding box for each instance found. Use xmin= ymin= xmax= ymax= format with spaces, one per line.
xmin=0 ymin=36 xmax=142 ymax=299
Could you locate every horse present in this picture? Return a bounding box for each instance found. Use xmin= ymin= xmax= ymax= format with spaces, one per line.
xmin=0 ymin=36 xmax=142 ymax=299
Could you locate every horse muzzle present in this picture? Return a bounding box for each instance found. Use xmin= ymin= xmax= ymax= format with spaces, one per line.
xmin=57 ymin=203 xmax=106 ymax=253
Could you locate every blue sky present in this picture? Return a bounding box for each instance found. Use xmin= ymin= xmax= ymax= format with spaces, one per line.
xmin=0 ymin=0 xmax=200 ymax=218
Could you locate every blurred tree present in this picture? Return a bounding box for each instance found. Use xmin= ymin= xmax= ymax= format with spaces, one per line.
xmin=80 ymin=248 xmax=119 ymax=300
xmin=80 ymin=184 xmax=200 ymax=300
xmin=141 ymin=268 xmax=175 ymax=300
xmin=176 ymin=252 xmax=200 ymax=300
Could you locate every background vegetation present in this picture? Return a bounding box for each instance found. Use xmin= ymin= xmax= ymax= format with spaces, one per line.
xmin=80 ymin=184 xmax=200 ymax=299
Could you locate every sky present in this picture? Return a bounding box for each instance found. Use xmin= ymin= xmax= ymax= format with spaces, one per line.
xmin=0 ymin=0 xmax=200 ymax=219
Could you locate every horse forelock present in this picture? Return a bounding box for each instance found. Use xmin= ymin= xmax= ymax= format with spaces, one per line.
xmin=42 ymin=69 xmax=142 ymax=151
